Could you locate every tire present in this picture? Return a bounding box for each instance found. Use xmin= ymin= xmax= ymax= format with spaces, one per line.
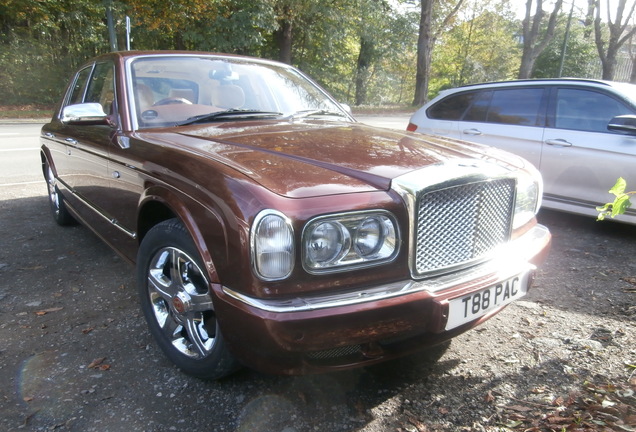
xmin=137 ymin=219 xmax=240 ymax=379
xmin=44 ymin=162 xmax=77 ymax=226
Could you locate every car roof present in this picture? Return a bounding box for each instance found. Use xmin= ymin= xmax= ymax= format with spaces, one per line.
xmin=431 ymin=78 xmax=636 ymax=107
xmin=453 ymin=78 xmax=614 ymax=89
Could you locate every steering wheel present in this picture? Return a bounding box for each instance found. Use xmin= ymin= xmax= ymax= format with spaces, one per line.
xmin=153 ymin=97 xmax=193 ymax=106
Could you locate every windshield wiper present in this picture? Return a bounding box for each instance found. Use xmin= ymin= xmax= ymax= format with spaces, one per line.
xmin=289 ymin=109 xmax=349 ymax=120
xmin=177 ymin=109 xmax=283 ymax=126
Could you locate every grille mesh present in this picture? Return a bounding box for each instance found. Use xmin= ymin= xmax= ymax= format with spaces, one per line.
xmin=306 ymin=345 xmax=361 ymax=360
xmin=414 ymin=179 xmax=515 ymax=275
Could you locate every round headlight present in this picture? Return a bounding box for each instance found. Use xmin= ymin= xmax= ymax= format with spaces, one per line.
xmin=513 ymin=167 xmax=542 ymax=229
xmin=306 ymin=221 xmax=347 ymax=265
xmin=354 ymin=217 xmax=383 ymax=256
xmin=252 ymin=212 xmax=294 ymax=280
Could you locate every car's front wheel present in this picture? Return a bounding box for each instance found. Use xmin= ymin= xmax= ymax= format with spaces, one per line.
xmin=137 ymin=219 xmax=239 ymax=379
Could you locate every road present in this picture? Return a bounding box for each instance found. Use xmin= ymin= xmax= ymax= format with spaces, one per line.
xmin=0 ymin=123 xmax=43 ymax=186
xmin=1 ymin=120 xmax=633 ymax=432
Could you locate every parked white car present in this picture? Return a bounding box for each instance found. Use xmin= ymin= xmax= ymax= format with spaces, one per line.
xmin=408 ymin=79 xmax=636 ymax=223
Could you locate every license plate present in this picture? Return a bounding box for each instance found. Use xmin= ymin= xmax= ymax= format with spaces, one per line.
xmin=445 ymin=272 xmax=529 ymax=330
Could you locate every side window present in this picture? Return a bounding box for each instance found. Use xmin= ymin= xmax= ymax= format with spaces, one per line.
xmin=485 ymin=88 xmax=544 ymax=126
xmin=427 ymin=92 xmax=478 ymax=120
xmin=85 ymin=62 xmax=115 ymax=114
xmin=463 ymin=90 xmax=492 ymax=122
xmin=555 ymin=88 xmax=630 ymax=132
xmin=68 ymin=66 xmax=92 ymax=105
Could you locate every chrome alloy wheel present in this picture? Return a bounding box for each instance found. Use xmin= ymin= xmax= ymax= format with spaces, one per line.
xmin=146 ymin=247 xmax=218 ymax=359
xmin=46 ymin=166 xmax=61 ymax=217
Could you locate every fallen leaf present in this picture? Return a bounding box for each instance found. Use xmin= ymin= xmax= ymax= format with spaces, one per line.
xmin=88 ymin=357 xmax=106 ymax=369
xmin=407 ymin=416 xmax=428 ymax=432
xmin=484 ymin=391 xmax=495 ymax=403
xmin=507 ymin=405 xmax=533 ymax=412
xmin=82 ymin=327 xmax=94 ymax=334
xmin=621 ymin=276 xmax=636 ymax=286
xmin=23 ymin=396 xmax=33 ymax=402
xmin=34 ymin=307 xmax=63 ymax=316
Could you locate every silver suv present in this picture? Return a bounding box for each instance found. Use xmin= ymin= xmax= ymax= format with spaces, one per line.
xmin=408 ymin=79 xmax=636 ymax=224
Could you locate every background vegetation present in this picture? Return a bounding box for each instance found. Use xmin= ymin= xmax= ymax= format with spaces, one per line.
xmin=1 ymin=0 xmax=635 ymax=108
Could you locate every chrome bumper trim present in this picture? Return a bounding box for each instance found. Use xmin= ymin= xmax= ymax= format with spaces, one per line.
xmin=222 ymin=224 xmax=549 ymax=314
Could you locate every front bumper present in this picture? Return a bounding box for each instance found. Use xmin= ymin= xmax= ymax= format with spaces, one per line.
xmin=213 ymin=224 xmax=551 ymax=375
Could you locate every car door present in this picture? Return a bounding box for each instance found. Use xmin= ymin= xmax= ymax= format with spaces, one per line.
xmin=540 ymin=87 xmax=636 ymax=213
xmin=43 ymin=65 xmax=93 ymax=201
xmin=457 ymin=87 xmax=547 ymax=170
xmin=53 ymin=61 xmax=117 ymax=228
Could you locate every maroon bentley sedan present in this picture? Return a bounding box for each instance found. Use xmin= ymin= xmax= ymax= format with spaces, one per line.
xmin=40 ymin=51 xmax=550 ymax=379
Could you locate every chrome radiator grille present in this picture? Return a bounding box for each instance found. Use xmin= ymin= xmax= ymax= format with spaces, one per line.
xmin=414 ymin=178 xmax=515 ymax=276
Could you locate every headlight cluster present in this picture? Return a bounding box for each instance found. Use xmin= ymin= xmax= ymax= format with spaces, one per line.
xmin=251 ymin=210 xmax=398 ymax=280
xmin=251 ymin=211 xmax=294 ymax=281
xmin=302 ymin=212 xmax=398 ymax=273
xmin=513 ymin=166 xmax=543 ymax=229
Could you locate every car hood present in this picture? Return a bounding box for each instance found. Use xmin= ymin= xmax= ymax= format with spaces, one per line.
xmin=142 ymin=120 xmax=524 ymax=198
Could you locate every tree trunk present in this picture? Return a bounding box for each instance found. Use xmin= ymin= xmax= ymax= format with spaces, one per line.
xmin=593 ymin=0 xmax=636 ymax=81
xmin=518 ymin=0 xmax=563 ymax=79
xmin=413 ymin=0 xmax=433 ymax=106
xmin=518 ymin=45 xmax=536 ymax=79
xmin=355 ymin=36 xmax=374 ymax=106
xmin=275 ymin=18 xmax=293 ymax=64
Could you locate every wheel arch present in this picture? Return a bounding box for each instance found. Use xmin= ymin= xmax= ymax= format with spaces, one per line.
xmin=137 ymin=186 xmax=231 ymax=285
xmin=40 ymin=149 xmax=54 ymax=178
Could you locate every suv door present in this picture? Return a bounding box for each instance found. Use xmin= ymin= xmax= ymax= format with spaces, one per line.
xmin=457 ymin=87 xmax=547 ymax=169
xmin=540 ymin=86 xmax=636 ymax=213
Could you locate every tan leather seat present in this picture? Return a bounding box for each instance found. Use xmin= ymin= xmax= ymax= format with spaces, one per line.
xmin=211 ymin=85 xmax=245 ymax=109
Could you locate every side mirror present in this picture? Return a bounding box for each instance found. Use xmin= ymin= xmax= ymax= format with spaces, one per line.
xmin=61 ymin=103 xmax=109 ymax=125
xmin=339 ymin=103 xmax=352 ymax=115
xmin=608 ymin=115 xmax=636 ymax=135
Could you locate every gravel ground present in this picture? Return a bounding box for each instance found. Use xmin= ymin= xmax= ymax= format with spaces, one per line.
xmin=0 ymin=183 xmax=634 ymax=432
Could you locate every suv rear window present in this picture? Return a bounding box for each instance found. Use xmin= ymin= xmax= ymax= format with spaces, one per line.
xmin=430 ymin=87 xmax=545 ymax=127
xmin=427 ymin=92 xmax=478 ymax=120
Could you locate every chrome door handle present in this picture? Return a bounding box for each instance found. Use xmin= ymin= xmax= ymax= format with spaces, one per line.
xmin=463 ymin=128 xmax=482 ymax=136
xmin=65 ymin=138 xmax=78 ymax=145
xmin=545 ymin=139 xmax=572 ymax=147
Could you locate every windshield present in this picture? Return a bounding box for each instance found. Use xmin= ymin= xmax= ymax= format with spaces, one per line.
xmin=128 ymin=55 xmax=348 ymax=129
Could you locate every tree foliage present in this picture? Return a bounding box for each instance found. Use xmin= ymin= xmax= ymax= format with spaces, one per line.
xmin=597 ymin=177 xmax=634 ymax=220
xmin=533 ymin=14 xmax=598 ymax=78
xmin=592 ymin=0 xmax=636 ymax=80
xmin=1 ymin=0 xmax=635 ymax=107
xmin=430 ymin=2 xmax=520 ymax=94
xmin=0 ymin=0 xmax=111 ymax=104
xmin=518 ymin=0 xmax=563 ymax=79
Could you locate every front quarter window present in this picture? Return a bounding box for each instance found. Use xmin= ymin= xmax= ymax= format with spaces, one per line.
xmin=68 ymin=66 xmax=92 ymax=105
